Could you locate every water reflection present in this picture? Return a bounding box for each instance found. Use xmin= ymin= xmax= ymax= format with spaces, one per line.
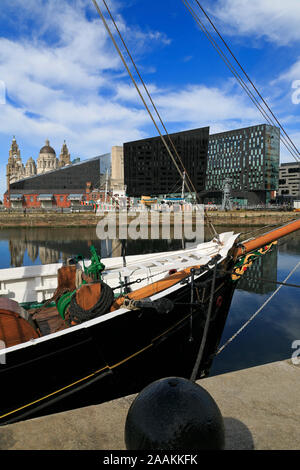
xmin=237 ymin=244 xmax=278 ymax=295
xmin=1 ymin=224 xmax=300 ymax=377
xmin=209 ymin=229 xmax=300 ymax=376
xmin=3 ymin=227 xmax=197 ymax=268
xmin=0 ymin=226 xmax=282 ymax=299
xmin=9 ymin=239 xmax=27 ymax=267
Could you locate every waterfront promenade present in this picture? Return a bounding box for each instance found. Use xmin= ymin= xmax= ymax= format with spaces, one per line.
xmin=0 ymin=359 xmax=299 ymax=450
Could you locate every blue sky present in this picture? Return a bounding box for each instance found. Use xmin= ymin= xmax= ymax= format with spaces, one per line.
xmin=0 ymin=0 xmax=300 ymax=197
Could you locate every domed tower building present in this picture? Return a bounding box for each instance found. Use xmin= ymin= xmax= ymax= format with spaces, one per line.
xmin=59 ymin=140 xmax=71 ymax=168
xmin=25 ymin=157 xmax=37 ymax=178
xmin=6 ymin=137 xmax=25 ymax=187
xmin=37 ymin=139 xmax=58 ymax=174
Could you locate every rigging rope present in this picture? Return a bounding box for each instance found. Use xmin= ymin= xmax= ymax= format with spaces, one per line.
xmin=101 ymin=0 xmax=199 ymax=200
xmin=91 ymin=0 xmax=219 ymax=239
xmin=241 ymin=277 xmax=300 ymax=290
xmin=192 ymin=0 xmax=300 ymax=160
xmin=239 ymin=216 xmax=299 ymax=242
xmin=182 ymin=0 xmax=300 ymax=162
xmin=91 ymin=0 xmax=193 ymax=196
xmin=190 ymin=259 xmax=218 ymax=382
xmin=216 ymin=259 xmax=300 ymax=356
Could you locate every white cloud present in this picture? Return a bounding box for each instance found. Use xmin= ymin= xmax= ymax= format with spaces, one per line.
xmin=1 ymin=0 xmax=296 ymax=189
xmin=206 ymin=0 xmax=300 ymax=45
xmin=280 ymin=131 xmax=300 ymax=163
xmin=154 ymin=83 xmax=261 ymax=130
xmin=0 ymin=0 xmax=264 ymax=164
xmin=277 ymin=58 xmax=300 ymax=83
xmin=0 ymin=0 xmax=171 ymax=162
xmin=113 ymin=82 xmax=161 ymax=104
xmin=110 ymin=80 xmax=264 ymax=136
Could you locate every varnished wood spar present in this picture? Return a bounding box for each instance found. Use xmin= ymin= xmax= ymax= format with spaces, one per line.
xmin=234 ymin=217 xmax=300 ymax=259
xmin=111 ymin=218 xmax=300 ymax=311
xmin=110 ymin=266 xmax=203 ymax=311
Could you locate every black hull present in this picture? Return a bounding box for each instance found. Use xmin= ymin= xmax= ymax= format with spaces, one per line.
xmin=0 ymin=267 xmax=236 ymax=426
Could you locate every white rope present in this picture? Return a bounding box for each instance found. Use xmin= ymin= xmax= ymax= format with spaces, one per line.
xmin=216 ymin=259 xmax=300 ymax=356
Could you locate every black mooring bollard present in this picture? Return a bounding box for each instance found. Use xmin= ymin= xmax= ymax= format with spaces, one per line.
xmin=125 ymin=377 xmax=225 ymax=450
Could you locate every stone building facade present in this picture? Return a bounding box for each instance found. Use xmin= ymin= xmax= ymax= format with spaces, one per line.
xmin=278 ymin=162 xmax=300 ymax=199
xmin=6 ymin=137 xmax=25 ymax=185
xmin=4 ymin=154 xmax=110 ymax=210
xmin=6 ymin=137 xmax=71 ymax=189
xmin=110 ymin=146 xmax=125 ymax=193
xmin=59 ymin=140 xmax=71 ymax=168
xmin=37 ymin=140 xmax=59 ymax=174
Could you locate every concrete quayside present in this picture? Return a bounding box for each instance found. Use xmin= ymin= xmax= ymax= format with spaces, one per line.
xmin=0 ymin=359 xmax=299 ymax=451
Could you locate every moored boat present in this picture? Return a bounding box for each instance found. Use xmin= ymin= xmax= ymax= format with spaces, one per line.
xmin=1 ymin=0 xmax=300 ymax=428
xmin=0 ymin=219 xmax=300 ymax=425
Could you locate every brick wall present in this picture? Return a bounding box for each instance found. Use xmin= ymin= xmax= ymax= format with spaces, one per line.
xmin=4 ymin=193 xmax=72 ymax=209
xmin=4 ymin=190 xmax=111 ymax=209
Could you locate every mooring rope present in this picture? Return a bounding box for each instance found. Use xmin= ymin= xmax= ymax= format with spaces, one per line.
xmin=239 ymin=218 xmax=298 ymax=243
xmin=216 ymin=259 xmax=300 ymax=356
xmin=190 ymin=259 xmax=218 ymax=382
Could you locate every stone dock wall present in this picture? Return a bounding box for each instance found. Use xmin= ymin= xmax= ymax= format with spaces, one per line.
xmin=0 ymin=211 xmax=297 ymax=228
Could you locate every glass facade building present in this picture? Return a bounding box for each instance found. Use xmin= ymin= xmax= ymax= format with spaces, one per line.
xmin=4 ymin=153 xmax=112 ymax=209
xmin=206 ymin=124 xmax=280 ymax=205
xmin=8 ymin=154 xmax=111 ymax=192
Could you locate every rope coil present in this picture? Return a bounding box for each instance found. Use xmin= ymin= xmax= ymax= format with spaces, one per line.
xmin=67 ymin=282 xmax=114 ymax=325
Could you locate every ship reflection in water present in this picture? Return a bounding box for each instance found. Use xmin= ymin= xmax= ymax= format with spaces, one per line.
xmin=1 ymin=225 xmax=300 ymax=378
xmin=5 ymin=227 xmax=187 ymax=267
xmin=5 ymin=226 xmax=279 ymax=298
xmin=237 ymin=244 xmax=278 ymax=295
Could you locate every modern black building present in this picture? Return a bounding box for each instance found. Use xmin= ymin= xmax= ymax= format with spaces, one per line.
xmin=4 ymin=154 xmax=111 ymax=209
xmin=205 ymin=124 xmax=280 ymax=205
xmin=123 ymin=127 xmax=209 ymax=197
xmin=8 ymin=154 xmax=111 ymax=192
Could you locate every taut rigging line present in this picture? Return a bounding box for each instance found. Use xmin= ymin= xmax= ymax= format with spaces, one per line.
xmin=193 ymin=0 xmax=300 ymax=160
xmin=100 ymin=0 xmax=199 ymax=201
xmin=91 ymin=0 xmax=194 ymax=198
xmin=91 ymin=0 xmax=220 ymax=239
xmin=216 ymin=259 xmax=300 ymax=355
xmin=182 ymin=0 xmax=300 ymax=163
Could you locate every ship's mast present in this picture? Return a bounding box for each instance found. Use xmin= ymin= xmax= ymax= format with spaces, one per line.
xmin=104 ymin=168 xmax=109 ymax=203
xmin=181 ymin=171 xmax=186 ymax=199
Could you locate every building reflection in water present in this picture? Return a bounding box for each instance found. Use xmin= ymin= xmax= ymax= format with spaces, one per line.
xmin=38 ymin=246 xmax=61 ymax=265
xmin=6 ymin=227 xmax=279 ymax=286
xmin=9 ymin=239 xmax=61 ymax=267
xmin=8 ymin=230 xmax=190 ymax=268
xmin=9 ymin=240 xmax=26 ymax=267
xmin=27 ymin=243 xmax=39 ymax=264
xmin=237 ymin=244 xmax=278 ymax=295
xmin=9 ymin=240 xmax=81 ymax=267
xmin=7 ymin=227 xmax=105 ymax=267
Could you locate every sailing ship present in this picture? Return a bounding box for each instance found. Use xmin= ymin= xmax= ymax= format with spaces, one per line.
xmin=0 ymin=218 xmax=300 ymax=426
xmin=1 ymin=1 xmax=300 ymax=427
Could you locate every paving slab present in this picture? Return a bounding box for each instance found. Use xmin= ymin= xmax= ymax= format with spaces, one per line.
xmin=0 ymin=359 xmax=299 ymax=450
